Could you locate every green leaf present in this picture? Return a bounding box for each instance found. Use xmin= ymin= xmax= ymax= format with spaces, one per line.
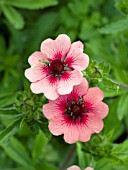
xmin=1 ymin=167 xmax=35 ymax=170
xmin=117 ymin=94 xmax=128 ymax=120
xmin=32 ymin=131 xmax=48 ymax=161
xmin=83 ymin=59 xmax=119 ymax=93
xmin=3 ymin=0 xmax=58 ymax=10
xmin=116 ymin=0 xmax=128 ymax=14
xmin=76 ymin=142 xmax=87 ymax=169
xmin=2 ymin=137 xmax=32 ymax=167
xmin=0 ymin=94 xmax=16 ymax=108
xmin=99 ymin=17 xmax=128 ymax=34
xmin=34 ymin=160 xmax=57 ymax=170
xmin=114 ymin=68 xmax=128 ymax=85
xmin=112 ymin=140 xmax=128 ymax=162
xmin=0 ymin=118 xmax=21 ymax=145
xmin=1 ymin=5 xmax=25 ymax=29
xmin=37 ymin=121 xmax=51 ymax=140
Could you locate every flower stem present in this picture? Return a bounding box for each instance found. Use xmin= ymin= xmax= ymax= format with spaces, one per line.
xmin=59 ymin=145 xmax=76 ymax=170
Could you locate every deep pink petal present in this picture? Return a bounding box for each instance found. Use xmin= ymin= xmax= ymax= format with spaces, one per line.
xmin=73 ymin=78 xmax=88 ymax=97
xmin=41 ymin=34 xmax=71 ymax=60
xmin=43 ymin=95 xmax=67 ymax=119
xmin=25 ymin=65 xmax=48 ymax=82
xmin=86 ymin=112 xmax=104 ymax=133
xmin=28 ymin=51 xmax=48 ymax=66
xmin=57 ymin=70 xmax=83 ymax=95
xmin=83 ymin=87 xmax=104 ymax=105
xmin=90 ymin=102 xmax=109 ymax=119
xmin=30 ymin=76 xmax=59 ymax=100
xmin=63 ymin=124 xmax=79 ymax=144
xmin=65 ymin=45 xmax=89 ymax=70
xmin=78 ymin=124 xmax=92 ymax=142
xmin=67 ymin=165 xmax=81 ymax=170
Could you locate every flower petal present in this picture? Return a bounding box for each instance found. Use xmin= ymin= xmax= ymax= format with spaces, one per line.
xmin=78 ymin=124 xmax=92 ymax=142
xmin=65 ymin=44 xmax=89 ymax=70
xmin=83 ymin=87 xmax=104 ymax=105
xmin=41 ymin=34 xmax=71 ymax=60
xmin=25 ymin=65 xmax=48 ymax=82
xmin=28 ymin=51 xmax=48 ymax=66
xmin=90 ymin=102 xmax=109 ymax=119
xmin=67 ymin=165 xmax=81 ymax=170
xmin=63 ymin=124 xmax=79 ymax=144
xmin=71 ymin=41 xmax=84 ymax=51
xmin=48 ymin=113 xmax=66 ymax=136
xmin=86 ymin=112 xmax=104 ymax=133
xmin=30 ymin=76 xmax=59 ymax=100
xmin=73 ymin=78 xmax=88 ymax=97
xmin=43 ymin=95 xmax=67 ymax=119
xmin=85 ymin=168 xmax=94 ymax=170
xmin=57 ymin=70 xmax=82 ymax=95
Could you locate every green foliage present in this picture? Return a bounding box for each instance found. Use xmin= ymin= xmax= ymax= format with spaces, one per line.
xmin=3 ymin=0 xmax=58 ymax=10
xmin=0 ymin=0 xmax=58 ymax=29
xmin=116 ymin=0 xmax=128 ymax=14
xmin=0 ymin=0 xmax=128 ymax=169
xmin=1 ymin=5 xmax=25 ymax=29
xmin=83 ymin=59 xmax=119 ymax=97
xmin=99 ymin=17 xmax=128 ymax=34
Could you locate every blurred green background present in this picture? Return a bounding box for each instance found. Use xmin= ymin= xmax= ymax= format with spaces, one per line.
xmin=0 ymin=0 xmax=128 ymax=170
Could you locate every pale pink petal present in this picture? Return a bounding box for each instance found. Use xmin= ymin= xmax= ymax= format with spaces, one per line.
xmin=90 ymin=102 xmax=109 ymax=119
xmin=85 ymin=167 xmax=94 ymax=170
xmin=43 ymin=95 xmax=67 ymax=119
xmin=48 ymin=113 xmax=66 ymax=136
xmin=71 ymin=41 xmax=84 ymax=51
xmin=63 ymin=124 xmax=79 ymax=144
xmin=30 ymin=76 xmax=59 ymax=100
xmin=86 ymin=112 xmax=103 ymax=133
xmin=41 ymin=34 xmax=71 ymax=60
xmin=25 ymin=65 xmax=48 ymax=82
xmin=57 ymin=70 xmax=82 ymax=95
xmin=83 ymin=87 xmax=104 ymax=105
xmin=65 ymin=46 xmax=89 ymax=71
xmin=73 ymin=78 xmax=88 ymax=97
xmin=67 ymin=165 xmax=81 ymax=170
xmin=28 ymin=51 xmax=48 ymax=66
xmin=78 ymin=124 xmax=92 ymax=142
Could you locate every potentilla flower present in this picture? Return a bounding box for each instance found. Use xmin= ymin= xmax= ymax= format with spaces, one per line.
xmin=25 ymin=34 xmax=89 ymax=100
xmin=67 ymin=165 xmax=94 ymax=170
xmin=43 ymin=78 xmax=109 ymax=144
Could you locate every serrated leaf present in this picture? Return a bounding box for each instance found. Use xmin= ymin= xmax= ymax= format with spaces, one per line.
xmin=2 ymin=137 xmax=32 ymax=167
xmin=1 ymin=5 xmax=25 ymax=29
xmin=3 ymin=0 xmax=58 ymax=10
xmin=112 ymin=140 xmax=128 ymax=161
xmin=117 ymin=94 xmax=128 ymax=120
xmin=99 ymin=17 xmax=128 ymax=34
xmin=0 ymin=118 xmax=21 ymax=145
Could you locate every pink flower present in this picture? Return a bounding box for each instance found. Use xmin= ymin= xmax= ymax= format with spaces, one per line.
xmin=42 ymin=78 xmax=109 ymax=144
xmin=67 ymin=165 xmax=94 ymax=170
xmin=25 ymin=34 xmax=89 ymax=100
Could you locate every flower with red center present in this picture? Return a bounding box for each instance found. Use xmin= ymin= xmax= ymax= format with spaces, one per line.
xmin=25 ymin=34 xmax=89 ymax=100
xmin=42 ymin=78 xmax=109 ymax=144
xmin=67 ymin=165 xmax=94 ymax=170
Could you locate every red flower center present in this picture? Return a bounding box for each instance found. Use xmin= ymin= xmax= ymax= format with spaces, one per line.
xmin=65 ymin=98 xmax=89 ymax=124
xmin=49 ymin=59 xmax=64 ymax=77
